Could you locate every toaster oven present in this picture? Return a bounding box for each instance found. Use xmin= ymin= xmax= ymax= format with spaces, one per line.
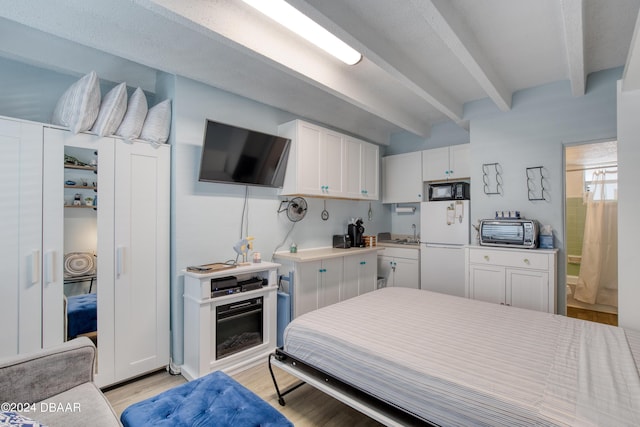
xmin=479 ymin=219 xmax=539 ymax=249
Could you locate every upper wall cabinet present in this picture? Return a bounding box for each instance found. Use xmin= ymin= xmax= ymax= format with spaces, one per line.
xmin=278 ymin=120 xmax=379 ymax=200
xmin=382 ymin=152 xmax=423 ymax=203
xmin=344 ymin=136 xmax=379 ymax=200
xmin=422 ymin=144 xmax=470 ymax=182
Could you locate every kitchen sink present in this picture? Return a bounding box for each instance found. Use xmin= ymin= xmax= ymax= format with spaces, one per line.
xmin=379 ymin=239 xmax=420 ymax=245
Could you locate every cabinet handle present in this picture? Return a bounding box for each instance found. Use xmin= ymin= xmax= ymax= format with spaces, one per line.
xmin=31 ymin=249 xmax=40 ymax=285
xmin=450 ymin=170 xmax=454 ymax=174
xmin=483 ymin=255 xmax=489 ymax=261
xmin=360 ymin=261 xmax=366 ymax=265
xmin=445 ymin=170 xmax=449 ymax=175
xmin=523 ymin=258 xmax=530 ymax=265
xmin=116 ymin=246 xmax=125 ymax=278
xmin=44 ymin=250 xmax=55 ymax=285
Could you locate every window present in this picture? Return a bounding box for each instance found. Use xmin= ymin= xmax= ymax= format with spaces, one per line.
xmin=584 ymin=168 xmax=617 ymax=201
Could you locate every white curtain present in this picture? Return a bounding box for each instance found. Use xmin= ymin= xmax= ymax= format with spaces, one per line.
xmin=574 ymin=171 xmax=618 ymax=306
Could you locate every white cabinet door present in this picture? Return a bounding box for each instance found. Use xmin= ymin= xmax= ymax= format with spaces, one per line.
xmin=449 ymin=144 xmax=470 ymax=180
xmin=422 ymin=146 xmax=450 ymax=182
xmin=378 ymin=253 xmax=419 ymax=289
xmin=114 ymin=140 xmax=170 ymax=381
xmin=393 ymin=258 xmax=420 ymax=289
xmin=42 ymin=129 xmax=65 ymax=349
xmin=294 ymin=261 xmax=321 ymax=317
xmin=362 ymin=142 xmax=379 ymax=200
xmin=343 ymin=252 xmax=376 ymax=300
xmin=345 ymin=138 xmax=379 ymax=200
xmin=422 ymin=144 xmax=470 ymax=181
xmin=507 ymin=268 xmax=549 ymax=312
xmin=319 ymin=257 xmax=342 ymax=308
xmin=0 ymin=118 xmax=43 ymax=357
xmin=344 ymin=137 xmax=362 ymax=199
xmin=293 ymin=257 xmax=342 ymax=316
xmin=322 ymin=130 xmax=344 ymax=197
xmin=382 ymin=152 xmax=423 ymax=203
xmin=46 ymin=128 xmax=117 ymax=386
xmin=295 ymin=122 xmax=323 ymax=196
xmin=468 ymin=264 xmax=506 ymax=305
xmin=377 ymin=255 xmax=394 ymax=287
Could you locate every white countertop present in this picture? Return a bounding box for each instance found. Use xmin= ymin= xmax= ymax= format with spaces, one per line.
xmin=274 ymin=246 xmax=382 ymax=262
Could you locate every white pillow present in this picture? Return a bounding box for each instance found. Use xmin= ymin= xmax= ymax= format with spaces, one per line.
xmin=92 ymin=82 xmax=127 ymax=136
xmin=115 ymin=87 xmax=148 ymax=139
xmin=51 ymin=70 xmax=101 ymax=134
xmin=139 ymin=99 xmax=171 ymax=143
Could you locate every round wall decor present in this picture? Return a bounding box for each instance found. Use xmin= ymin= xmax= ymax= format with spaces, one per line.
xmin=64 ymin=252 xmax=96 ymax=276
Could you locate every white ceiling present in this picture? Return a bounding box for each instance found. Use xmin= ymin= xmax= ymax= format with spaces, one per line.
xmin=1 ymin=0 xmax=640 ymax=146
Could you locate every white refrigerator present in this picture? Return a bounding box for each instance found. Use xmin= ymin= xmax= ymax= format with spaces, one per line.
xmin=420 ymin=200 xmax=470 ymax=297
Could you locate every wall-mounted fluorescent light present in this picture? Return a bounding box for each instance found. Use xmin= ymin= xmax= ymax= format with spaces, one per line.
xmin=242 ymin=0 xmax=362 ymax=65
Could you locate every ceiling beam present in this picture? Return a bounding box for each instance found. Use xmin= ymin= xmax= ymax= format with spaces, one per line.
xmin=560 ymin=0 xmax=586 ymax=96
xmin=412 ymin=0 xmax=512 ymax=112
xmin=287 ymin=0 xmax=466 ymax=127
xmin=138 ymin=0 xmax=431 ymax=137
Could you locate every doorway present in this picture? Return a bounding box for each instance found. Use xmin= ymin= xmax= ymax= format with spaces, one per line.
xmin=564 ymin=140 xmax=618 ymax=326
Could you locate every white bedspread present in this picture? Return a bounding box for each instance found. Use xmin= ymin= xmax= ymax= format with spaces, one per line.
xmin=283 ymin=287 xmax=640 ymax=426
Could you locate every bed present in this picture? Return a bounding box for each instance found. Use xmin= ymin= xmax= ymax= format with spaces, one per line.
xmin=269 ymin=287 xmax=640 ymax=426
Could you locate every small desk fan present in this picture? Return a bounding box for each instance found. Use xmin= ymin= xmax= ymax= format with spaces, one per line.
xmin=278 ymin=197 xmax=308 ymax=222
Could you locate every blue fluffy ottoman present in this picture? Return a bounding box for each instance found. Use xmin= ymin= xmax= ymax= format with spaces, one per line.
xmin=66 ymin=293 xmax=97 ymax=338
xmin=120 ymin=371 xmax=293 ymax=427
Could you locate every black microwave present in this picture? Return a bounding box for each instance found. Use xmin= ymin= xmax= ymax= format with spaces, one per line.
xmin=428 ymin=182 xmax=470 ymax=201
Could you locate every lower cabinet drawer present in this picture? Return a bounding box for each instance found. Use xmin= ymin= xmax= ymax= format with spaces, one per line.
xmin=469 ymin=248 xmax=549 ymax=270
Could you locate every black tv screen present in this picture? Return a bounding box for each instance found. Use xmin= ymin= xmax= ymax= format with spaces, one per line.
xmin=198 ymin=120 xmax=291 ymax=187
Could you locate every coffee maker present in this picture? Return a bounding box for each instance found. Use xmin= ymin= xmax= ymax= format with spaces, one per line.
xmin=348 ymin=218 xmax=365 ymax=248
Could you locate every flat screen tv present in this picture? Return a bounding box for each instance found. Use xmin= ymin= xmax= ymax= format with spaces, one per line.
xmin=198 ymin=119 xmax=291 ymax=188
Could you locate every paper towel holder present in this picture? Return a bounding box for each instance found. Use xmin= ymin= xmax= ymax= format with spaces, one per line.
xmin=395 ymin=204 xmax=416 ymax=214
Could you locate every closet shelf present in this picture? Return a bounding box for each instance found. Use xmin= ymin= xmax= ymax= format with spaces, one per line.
xmin=64 ymin=185 xmax=97 ymax=190
xmin=64 ymin=205 xmax=97 ymax=210
xmin=64 ymin=164 xmax=97 ymax=171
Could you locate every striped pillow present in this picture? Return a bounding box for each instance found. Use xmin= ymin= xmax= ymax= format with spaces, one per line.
xmin=51 ymin=71 xmax=101 ymax=134
xmin=139 ymin=99 xmax=171 ymax=143
xmin=115 ymin=87 xmax=148 ymax=140
xmin=92 ymin=82 xmax=127 ymax=136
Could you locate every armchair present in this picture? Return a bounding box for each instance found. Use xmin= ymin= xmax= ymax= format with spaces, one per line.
xmin=0 ymin=337 xmax=120 ymax=426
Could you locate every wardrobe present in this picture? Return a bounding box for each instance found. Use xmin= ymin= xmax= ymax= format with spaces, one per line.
xmin=0 ymin=115 xmax=170 ymax=387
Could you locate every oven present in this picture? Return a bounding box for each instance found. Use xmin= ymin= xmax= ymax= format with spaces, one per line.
xmin=216 ymin=296 xmax=263 ymax=359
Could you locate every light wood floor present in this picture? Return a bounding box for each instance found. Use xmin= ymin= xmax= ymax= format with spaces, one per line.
xmin=567 ymin=306 xmax=618 ymax=326
xmin=104 ymin=362 xmax=383 ymax=426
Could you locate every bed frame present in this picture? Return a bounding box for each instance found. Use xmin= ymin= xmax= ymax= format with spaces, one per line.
xmin=268 ymin=348 xmax=437 ymax=427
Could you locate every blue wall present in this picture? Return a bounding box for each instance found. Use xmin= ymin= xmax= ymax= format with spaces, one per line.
xmin=0 ymin=57 xmax=156 ymax=123
xmin=387 ymin=120 xmax=470 ymax=155
xmin=163 ymin=75 xmax=391 ymax=365
xmin=467 ymin=68 xmax=620 ymax=313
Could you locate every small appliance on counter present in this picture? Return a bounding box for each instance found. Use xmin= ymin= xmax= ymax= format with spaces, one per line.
xmin=348 ymin=218 xmax=365 ymax=248
xmin=479 ymin=218 xmax=539 ymax=248
xmin=333 ymin=234 xmax=352 ymax=248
